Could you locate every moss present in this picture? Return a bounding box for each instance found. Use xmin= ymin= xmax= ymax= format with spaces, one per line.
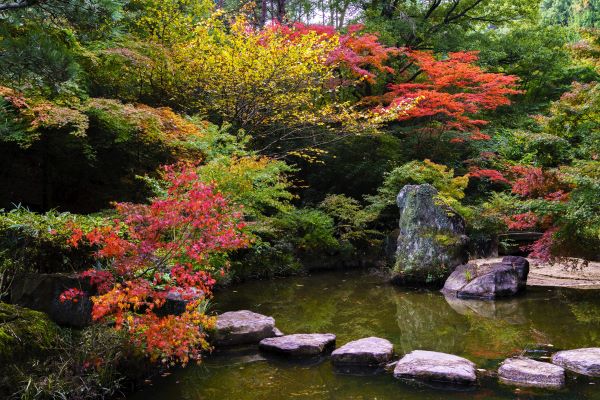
xmin=0 ymin=302 xmax=60 ymax=363
xmin=433 ymin=232 xmax=461 ymax=246
xmin=393 ymin=229 xmax=464 ymax=285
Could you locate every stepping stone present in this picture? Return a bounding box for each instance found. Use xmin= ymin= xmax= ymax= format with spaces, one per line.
xmin=551 ymin=348 xmax=600 ymax=377
xmin=498 ymin=357 xmax=565 ymax=388
xmin=393 ymin=350 xmax=477 ymax=384
xmin=259 ymin=333 xmax=336 ymax=357
xmin=331 ymin=337 xmax=394 ymax=366
xmin=213 ymin=310 xmax=280 ymax=346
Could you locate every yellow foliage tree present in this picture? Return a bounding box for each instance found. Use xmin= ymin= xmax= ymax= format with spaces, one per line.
xmin=171 ymin=17 xmax=409 ymax=156
xmin=125 ymin=0 xmax=213 ymax=45
xmin=90 ymin=8 xmax=413 ymax=157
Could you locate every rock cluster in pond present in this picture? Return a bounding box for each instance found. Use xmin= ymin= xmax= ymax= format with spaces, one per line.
xmin=551 ymin=348 xmax=600 ymax=377
xmin=213 ymin=310 xmax=282 ymax=346
xmin=331 ymin=337 xmax=394 ymax=366
xmin=393 ymin=350 xmax=477 ymax=384
xmin=393 ymin=184 xmax=468 ymax=285
xmin=211 ymin=308 xmax=600 ymax=395
xmin=441 ymin=256 xmax=529 ymax=300
xmin=259 ymin=333 xmax=336 ymax=357
xmin=498 ymin=357 xmax=565 ymax=388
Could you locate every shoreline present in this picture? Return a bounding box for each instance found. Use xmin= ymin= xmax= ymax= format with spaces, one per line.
xmin=471 ymin=257 xmax=600 ymax=290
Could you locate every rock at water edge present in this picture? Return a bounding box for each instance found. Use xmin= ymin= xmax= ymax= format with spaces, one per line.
xmin=214 ymin=310 xmax=279 ymax=346
xmin=393 ymin=184 xmax=468 ymax=285
xmin=442 ymin=256 xmax=529 ymax=300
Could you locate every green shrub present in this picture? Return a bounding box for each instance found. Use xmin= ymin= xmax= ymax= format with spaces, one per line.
xmin=4 ymin=323 xmax=143 ymax=400
xmin=318 ymin=194 xmax=382 ymax=250
xmin=0 ymin=208 xmax=108 ymax=297
xmin=366 ymin=159 xmax=471 ymax=227
xmin=229 ymin=208 xmax=340 ymax=279
xmin=272 ymin=208 xmax=338 ymax=252
xmin=0 ymin=92 xmax=208 ymax=213
xmin=497 ymin=130 xmax=571 ymax=167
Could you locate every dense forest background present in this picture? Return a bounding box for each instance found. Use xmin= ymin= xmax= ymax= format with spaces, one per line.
xmin=1 ymin=0 xmax=600 ymax=281
xmin=1 ymin=1 xmax=600 ymax=398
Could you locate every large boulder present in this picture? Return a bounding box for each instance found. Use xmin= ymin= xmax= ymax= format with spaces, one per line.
xmin=213 ymin=310 xmax=281 ymax=346
xmin=259 ymin=333 xmax=336 ymax=357
xmin=498 ymin=357 xmax=565 ymax=388
xmin=551 ymin=348 xmax=600 ymax=377
xmin=10 ymin=273 xmax=92 ymax=327
xmin=393 ymin=350 xmax=477 ymax=384
xmin=331 ymin=337 xmax=394 ymax=366
xmin=441 ymin=256 xmax=529 ymax=300
xmin=0 ymin=302 xmax=62 ymax=395
xmin=393 ymin=184 xmax=468 ymax=285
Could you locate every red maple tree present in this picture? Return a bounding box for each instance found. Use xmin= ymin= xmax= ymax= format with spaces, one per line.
xmin=495 ymin=166 xmax=572 ymax=260
xmin=468 ymin=166 xmax=510 ymax=184
xmin=270 ymin=24 xmax=520 ymax=140
xmin=62 ymin=163 xmax=248 ymax=365
xmin=379 ymin=51 xmax=522 ymax=141
xmin=271 ymin=22 xmax=398 ymax=83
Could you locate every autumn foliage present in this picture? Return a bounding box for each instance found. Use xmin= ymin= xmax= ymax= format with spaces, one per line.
xmin=275 ymin=23 xmax=398 ymax=83
xmin=380 ymin=51 xmax=521 ymax=141
xmin=62 ymin=163 xmax=248 ymax=364
xmin=267 ymin=24 xmax=522 ymax=146
xmin=468 ymin=167 xmax=510 ymax=184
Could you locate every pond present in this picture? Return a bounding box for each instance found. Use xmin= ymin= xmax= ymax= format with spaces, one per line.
xmin=129 ymin=270 xmax=600 ymax=400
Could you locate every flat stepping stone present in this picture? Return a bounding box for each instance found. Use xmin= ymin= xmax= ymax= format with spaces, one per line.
xmin=259 ymin=333 xmax=336 ymax=357
xmin=393 ymin=350 xmax=477 ymax=384
xmin=331 ymin=337 xmax=394 ymax=366
xmin=498 ymin=357 xmax=565 ymax=388
xmin=214 ymin=310 xmax=280 ymax=346
xmin=551 ymin=348 xmax=600 ymax=377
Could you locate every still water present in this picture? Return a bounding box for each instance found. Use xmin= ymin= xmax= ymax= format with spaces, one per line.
xmin=130 ymin=270 xmax=600 ymax=399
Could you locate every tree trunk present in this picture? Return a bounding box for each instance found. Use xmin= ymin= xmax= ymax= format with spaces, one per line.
xmin=260 ymin=0 xmax=267 ymax=26
xmin=276 ymin=0 xmax=286 ymax=22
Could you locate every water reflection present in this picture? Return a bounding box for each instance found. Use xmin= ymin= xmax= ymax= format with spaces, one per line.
xmin=393 ymin=290 xmax=467 ymax=355
xmin=443 ymin=294 xmax=527 ymax=324
xmin=128 ymin=271 xmax=600 ymax=400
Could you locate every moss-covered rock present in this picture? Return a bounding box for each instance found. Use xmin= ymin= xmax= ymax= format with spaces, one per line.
xmin=10 ymin=272 xmax=93 ymax=327
xmin=0 ymin=302 xmax=60 ymax=363
xmin=393 ymin=184 xmax=468 ymax=286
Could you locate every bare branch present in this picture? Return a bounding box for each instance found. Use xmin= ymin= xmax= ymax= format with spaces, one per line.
xmin=445 ymin=0 xmax=485 ymax=23
xmin=423 ymin=0 xmax=442 ymax=20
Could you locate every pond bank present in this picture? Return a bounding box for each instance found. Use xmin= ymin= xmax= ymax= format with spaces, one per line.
xmin=470 ymin=257 xmax=600 ymax=289
xmin=128 ymin=270 xmax=600 ymax=400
